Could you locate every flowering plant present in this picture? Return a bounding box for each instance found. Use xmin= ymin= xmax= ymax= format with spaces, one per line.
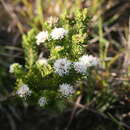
xmin=10 ymin=9 xmax=100 ymax=111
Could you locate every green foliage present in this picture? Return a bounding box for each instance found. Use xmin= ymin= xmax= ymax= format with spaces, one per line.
xmin=22 ymin=29 xmax=38 ymax=68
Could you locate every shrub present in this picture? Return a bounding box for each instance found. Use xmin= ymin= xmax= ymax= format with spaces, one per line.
xmin=9 ymin=8 xmax=111 ymax=112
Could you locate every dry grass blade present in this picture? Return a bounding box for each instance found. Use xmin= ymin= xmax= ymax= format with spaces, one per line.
xmin=123 ymin=17 xmax=130 ymax=75
xmin=0 ymin=0 xmax=24 ymax=33
xmin=65 ymin=95 xmax=83 ymax=130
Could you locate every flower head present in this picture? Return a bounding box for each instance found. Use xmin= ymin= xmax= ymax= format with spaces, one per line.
xmin=73 ymin=62 xmax=87 ymax=74
xmin=54 ymin=58 xmax=71 ymax=76
xmin=59 ymin=83 xmax=75 ymax=97
xmin=36 ymin=58 xmax=48 ymax=65
xmin=9 ymin=63 xmax=22 ymax=73
xmin=50 ymin=28 xmax=68 ymax=40
xmin=38 ymin=97 xmax=47 ymax=107
xmin=79 ymin=55 xmax=99 ymax=67
xmin=16 ymin=84 xmax=32 ymax=98
xmin=55 ymin=46 xmax=64 ymax=51
xmin=36 ymin=31 xmax=48 ymax=45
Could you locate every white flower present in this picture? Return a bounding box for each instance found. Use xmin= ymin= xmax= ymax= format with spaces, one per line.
xmin=55 ymin=46 xmax=64 ymax=50
xmin=73 ymin=62 xmax=87 ymax=74
xmin=79 ymin=55 xmax=99 ymax=67
xmin=9 ymin=63 xmax=22 ymax=73
xmin=73 ymin=55 xmax=99 ymax=74
xmin=16 ymin=84 xmax=32 ymax=98
xmin=37 ymin=58 xmax=48 ymax=65
xmin=36 ymin=31 xmax=48 ymax=45
xmin=50 ymin=28 xmax=68 ymax=40
xmin=59 ymin=83 xmax=75 ymax=97
xmin=54 ymin=58 xmax=71 ymax=76
xmin=38 ymin=97 xmax=47 ymax=107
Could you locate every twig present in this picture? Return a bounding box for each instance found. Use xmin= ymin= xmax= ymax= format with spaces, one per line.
xmin=65 ymin=95 xmax=82 ymax=130
xmin=0 ymin=92 xmax=16 ymax=102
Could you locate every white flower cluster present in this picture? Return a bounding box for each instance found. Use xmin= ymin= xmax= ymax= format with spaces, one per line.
xmin=38 ymin=97 xmax=47 ymax=107
xmin=54 ymin=58 xmax=71 ymax=76
xmin=59 ymin=83 xmax=75 ymax=97
xmin=54 ymin=55 xmax=99 ymax=76
xmin=74 ymin=55 xmax=99 ymax=74
xmin=36 ymin=31 xmax=49 ymax=45
xmin=16 ymin=84 xmax=32 ymax=98
xmin=9 ymin=63 xmax=22 ymax=73
xmin=36 ymin=58 xmax=48 ymax=65
xmin=36 ymin=28 xmax=68 ymax=45
xmin=73 ymin=62 xmax=87 ymax=74
xmin=79 ymin=55 xmax=99 ymax=67
xmin=55 ymin=45 xmax=64 ymax=51
xmin=50 ymin=28 xmax=68 ymax=40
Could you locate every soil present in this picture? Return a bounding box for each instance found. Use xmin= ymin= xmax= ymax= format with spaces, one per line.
xmin=0 ymin=104 xmax=130 ymax=130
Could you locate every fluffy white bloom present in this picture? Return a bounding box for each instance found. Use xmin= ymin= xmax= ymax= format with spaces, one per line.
xmin=55 ymin=46 xmax=64 ymax=50
xmin=73 ymin=62 xmax=87 ymax=74
xmin=54 ymin=58 xmax=71 ymax=76
xmin=37 ymin=58 xmax=48 ymax=65
xmin=50 ymin=28 xmax=68 ymax=40
xmin=59 ymin=83 xmax=75 ymax=97
xmin=73 ymin=55 xmax=99 ymax=74
xmin=16 ymin=84 xmax=32 ymax=97
xmin=36 ymin=31 xmax=48 ymax=45
xmin=9 ymin=63 xmax=22 ymax=73
xmin=79 ymin=55 xmax=99 ymax=67
xmin=38 ymin=97 xmax=47 ymax=107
